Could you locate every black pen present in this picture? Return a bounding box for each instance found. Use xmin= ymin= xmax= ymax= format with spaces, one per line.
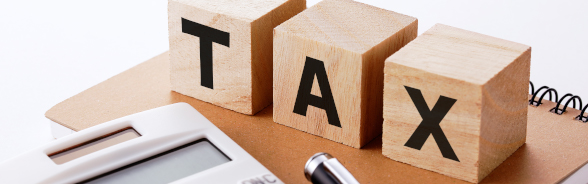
xmin=304 ymin=153 xmax=359 ymax=184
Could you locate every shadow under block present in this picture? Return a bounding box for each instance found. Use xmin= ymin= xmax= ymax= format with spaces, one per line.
xmin=273 ymin=0 xmax=418 ymax=148
xmin=168 ymin=0 xmax=306 ymax=115
xmin=382 ymin=24 xmax=531 ymax=183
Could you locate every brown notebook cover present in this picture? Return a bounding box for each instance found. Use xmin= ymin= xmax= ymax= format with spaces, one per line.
xmin=45 ymin=52 xmax=588 ymax=183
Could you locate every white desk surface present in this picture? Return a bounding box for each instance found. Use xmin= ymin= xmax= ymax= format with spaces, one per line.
xmin=1 ymin=0 xmax=587 ymax=181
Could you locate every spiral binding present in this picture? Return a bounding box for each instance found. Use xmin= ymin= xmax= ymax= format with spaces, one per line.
xmin=529 ymin=81 xmax=587 ymax=122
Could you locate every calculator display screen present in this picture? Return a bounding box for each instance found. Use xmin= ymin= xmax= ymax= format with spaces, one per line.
xmin=80 ymin=139 xmax=230 ymax=184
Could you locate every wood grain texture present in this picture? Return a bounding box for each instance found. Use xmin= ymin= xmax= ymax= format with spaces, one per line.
xmin=273 ymin=0 xmax=417 ymax=148
xmin=45 ymin=52 xmax=588 ymax=183
xmin=168 ymin=0 xmax=305 ymax=115
xmin=383 ymin=24 xmax=531 ymax=183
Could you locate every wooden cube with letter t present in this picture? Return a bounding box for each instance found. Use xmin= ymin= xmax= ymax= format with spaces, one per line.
xmin=382 ymin=24 xmax=531 ymax=183
xmin=168 ymin=0 xmax=305 ymax=115
xmin=273 ymin=0 xmax=418 ymax=148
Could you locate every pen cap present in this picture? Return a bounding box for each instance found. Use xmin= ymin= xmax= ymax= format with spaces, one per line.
xmin=304 ymin=153 xmax=359 ymax=184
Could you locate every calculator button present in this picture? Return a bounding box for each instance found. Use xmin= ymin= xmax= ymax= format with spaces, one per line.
xmin=239 ymin=174 xmax=283 ymax=184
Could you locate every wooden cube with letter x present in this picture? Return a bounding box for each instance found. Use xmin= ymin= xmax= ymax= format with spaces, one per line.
xmin=382 ymin=24 xmax=531 ymax=183
xmin=273 ymin=0 xmax=418 ymax=148
xmin=168 ymin=0 xmax=305 ymax=115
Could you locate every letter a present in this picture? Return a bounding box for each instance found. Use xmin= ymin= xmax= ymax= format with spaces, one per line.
xmin=293 ymin=57 xmax=341 ymax=128
xmin=181 ymin=18 xmax=230 ymax=89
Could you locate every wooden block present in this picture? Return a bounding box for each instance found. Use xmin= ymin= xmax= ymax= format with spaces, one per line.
xmin=273 ymin=0 xmax=418 ymax=148
xmin=168 ymin=0 xmax=306 ymax=115
xmin=382 ymin=24 xmax=530 ymax=183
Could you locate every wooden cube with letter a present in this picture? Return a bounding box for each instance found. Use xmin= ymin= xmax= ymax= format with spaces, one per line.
xmin=382 ymin=24 xmax=530 ymax=183
xmin=168 ymin=0 xmax=305 ymax=115
xmin=273 ymin=0 xmax=418 ymax=148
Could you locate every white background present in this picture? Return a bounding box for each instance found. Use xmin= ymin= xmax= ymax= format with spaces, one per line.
xmin=0 ymin=0 xmax=587 ymax=168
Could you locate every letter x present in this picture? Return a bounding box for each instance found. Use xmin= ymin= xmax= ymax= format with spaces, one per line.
xmin=403 ymin=86 xmax=459 ymax=162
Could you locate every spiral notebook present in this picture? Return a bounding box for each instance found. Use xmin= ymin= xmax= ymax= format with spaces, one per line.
xmin=526 ymin=82 xmax=588 ymax=183
xmin=45 ymin=52 xmax=588 ymax=183
xmin=529 ymin=82 xmax=587 ymax=121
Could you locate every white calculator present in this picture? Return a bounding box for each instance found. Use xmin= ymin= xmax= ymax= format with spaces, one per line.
xmin=0 ymin=103 xmax=283 ymax=184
